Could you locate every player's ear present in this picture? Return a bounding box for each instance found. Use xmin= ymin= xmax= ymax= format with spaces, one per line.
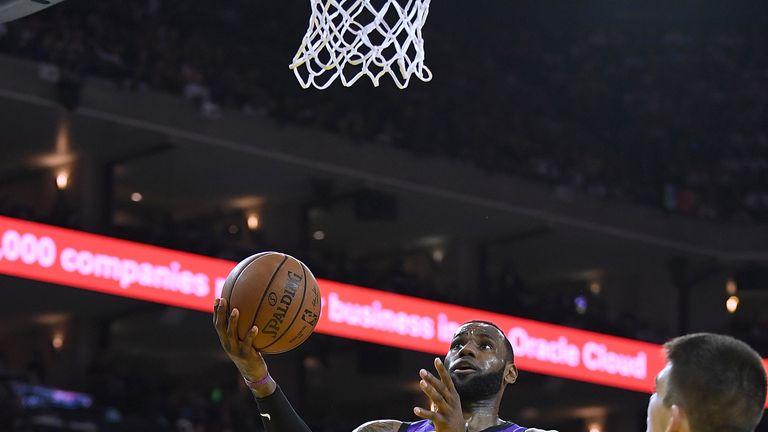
xmin=504 ymin=363 xmax=518 ymax=385
xmin=665 ymin=405 xmax=689 ymax=432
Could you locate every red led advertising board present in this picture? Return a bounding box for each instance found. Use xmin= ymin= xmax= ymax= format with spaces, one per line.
xmin=1 ymin=215 xmax=766 ymax=403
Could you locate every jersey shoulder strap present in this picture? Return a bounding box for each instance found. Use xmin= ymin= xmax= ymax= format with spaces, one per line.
xmin=399 ymin=420 xmax=527 ymax=432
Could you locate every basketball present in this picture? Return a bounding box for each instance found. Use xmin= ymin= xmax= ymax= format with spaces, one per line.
xmin=221 ymin=252 xmax=322 ymax=354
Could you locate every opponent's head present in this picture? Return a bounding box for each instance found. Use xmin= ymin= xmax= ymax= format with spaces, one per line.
xmin=646 ymin=333 xmax=767 ymax=432
xmin=444 ymin=320 xmax=517 ymax=405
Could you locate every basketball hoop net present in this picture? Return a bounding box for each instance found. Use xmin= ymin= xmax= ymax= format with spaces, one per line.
xmin=289 ymin=0 xmax=433 ymax=89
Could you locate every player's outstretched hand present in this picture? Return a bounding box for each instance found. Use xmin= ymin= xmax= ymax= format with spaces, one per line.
xmin=414 ymin=357 xmax=465 ymax=432
xmin=213 ymin=297 xmax=273 ymax=395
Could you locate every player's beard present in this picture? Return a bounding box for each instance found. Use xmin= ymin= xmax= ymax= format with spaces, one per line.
xmin=453 ymin=366 xmax=505 ymax=404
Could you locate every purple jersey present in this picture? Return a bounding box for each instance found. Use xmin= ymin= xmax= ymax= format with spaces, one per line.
xmin=399 ymin=420 xmax=528 ymax=432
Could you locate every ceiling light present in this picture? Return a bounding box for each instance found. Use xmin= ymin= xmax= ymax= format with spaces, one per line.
xmin=726 ymin=295 xmax=739 ymax=314
xmin=247 ymin=213 xmax=259 ymax=231
xmin=589 ymin=281 xmax=601 ymax=295
xmin=55 ymin=170 xmax=69 ymax=190
xmin=52 ymin=331 xmax=64 ymax=350
xmin=130 ymin=192 xmax=143 ymax=202
xmin=432 ymin=247 xmax=445 ymax=263
xmin=313 ymin=230 xmax=325 ymax=240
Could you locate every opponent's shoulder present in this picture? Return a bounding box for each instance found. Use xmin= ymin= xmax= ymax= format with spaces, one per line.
xmin=524 ymin=429 xmax=559 ymax=432
xmin=353 ymin=419 xmax=403 ymax=432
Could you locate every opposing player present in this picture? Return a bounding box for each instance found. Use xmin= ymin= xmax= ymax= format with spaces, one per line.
xmin=647 ymin=333 xmax=767 ymax=432
xmin=213 ymin=297 xmax=556 ymax=432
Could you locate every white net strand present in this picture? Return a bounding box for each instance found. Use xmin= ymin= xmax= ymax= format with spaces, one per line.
xmin=290 ymin=0 xmax=433 ymax=89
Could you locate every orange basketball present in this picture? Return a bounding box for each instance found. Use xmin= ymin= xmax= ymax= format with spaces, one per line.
xmin=221 ymin=252 xmax=321 ymax=354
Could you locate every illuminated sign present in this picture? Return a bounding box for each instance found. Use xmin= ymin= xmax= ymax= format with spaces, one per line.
xmin=0 ymin=216 xmax=232 ymax=311
xmin=315 ymin=284 xmax=661 ymax=393
xmin=1 ymin=215 xmax=767 ymax=403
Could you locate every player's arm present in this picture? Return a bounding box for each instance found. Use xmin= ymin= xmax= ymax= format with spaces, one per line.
xmin=213 ymin=297 xmax=312 ymax=432
xmin=353 ymin=420 xmax=404 ymax=432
